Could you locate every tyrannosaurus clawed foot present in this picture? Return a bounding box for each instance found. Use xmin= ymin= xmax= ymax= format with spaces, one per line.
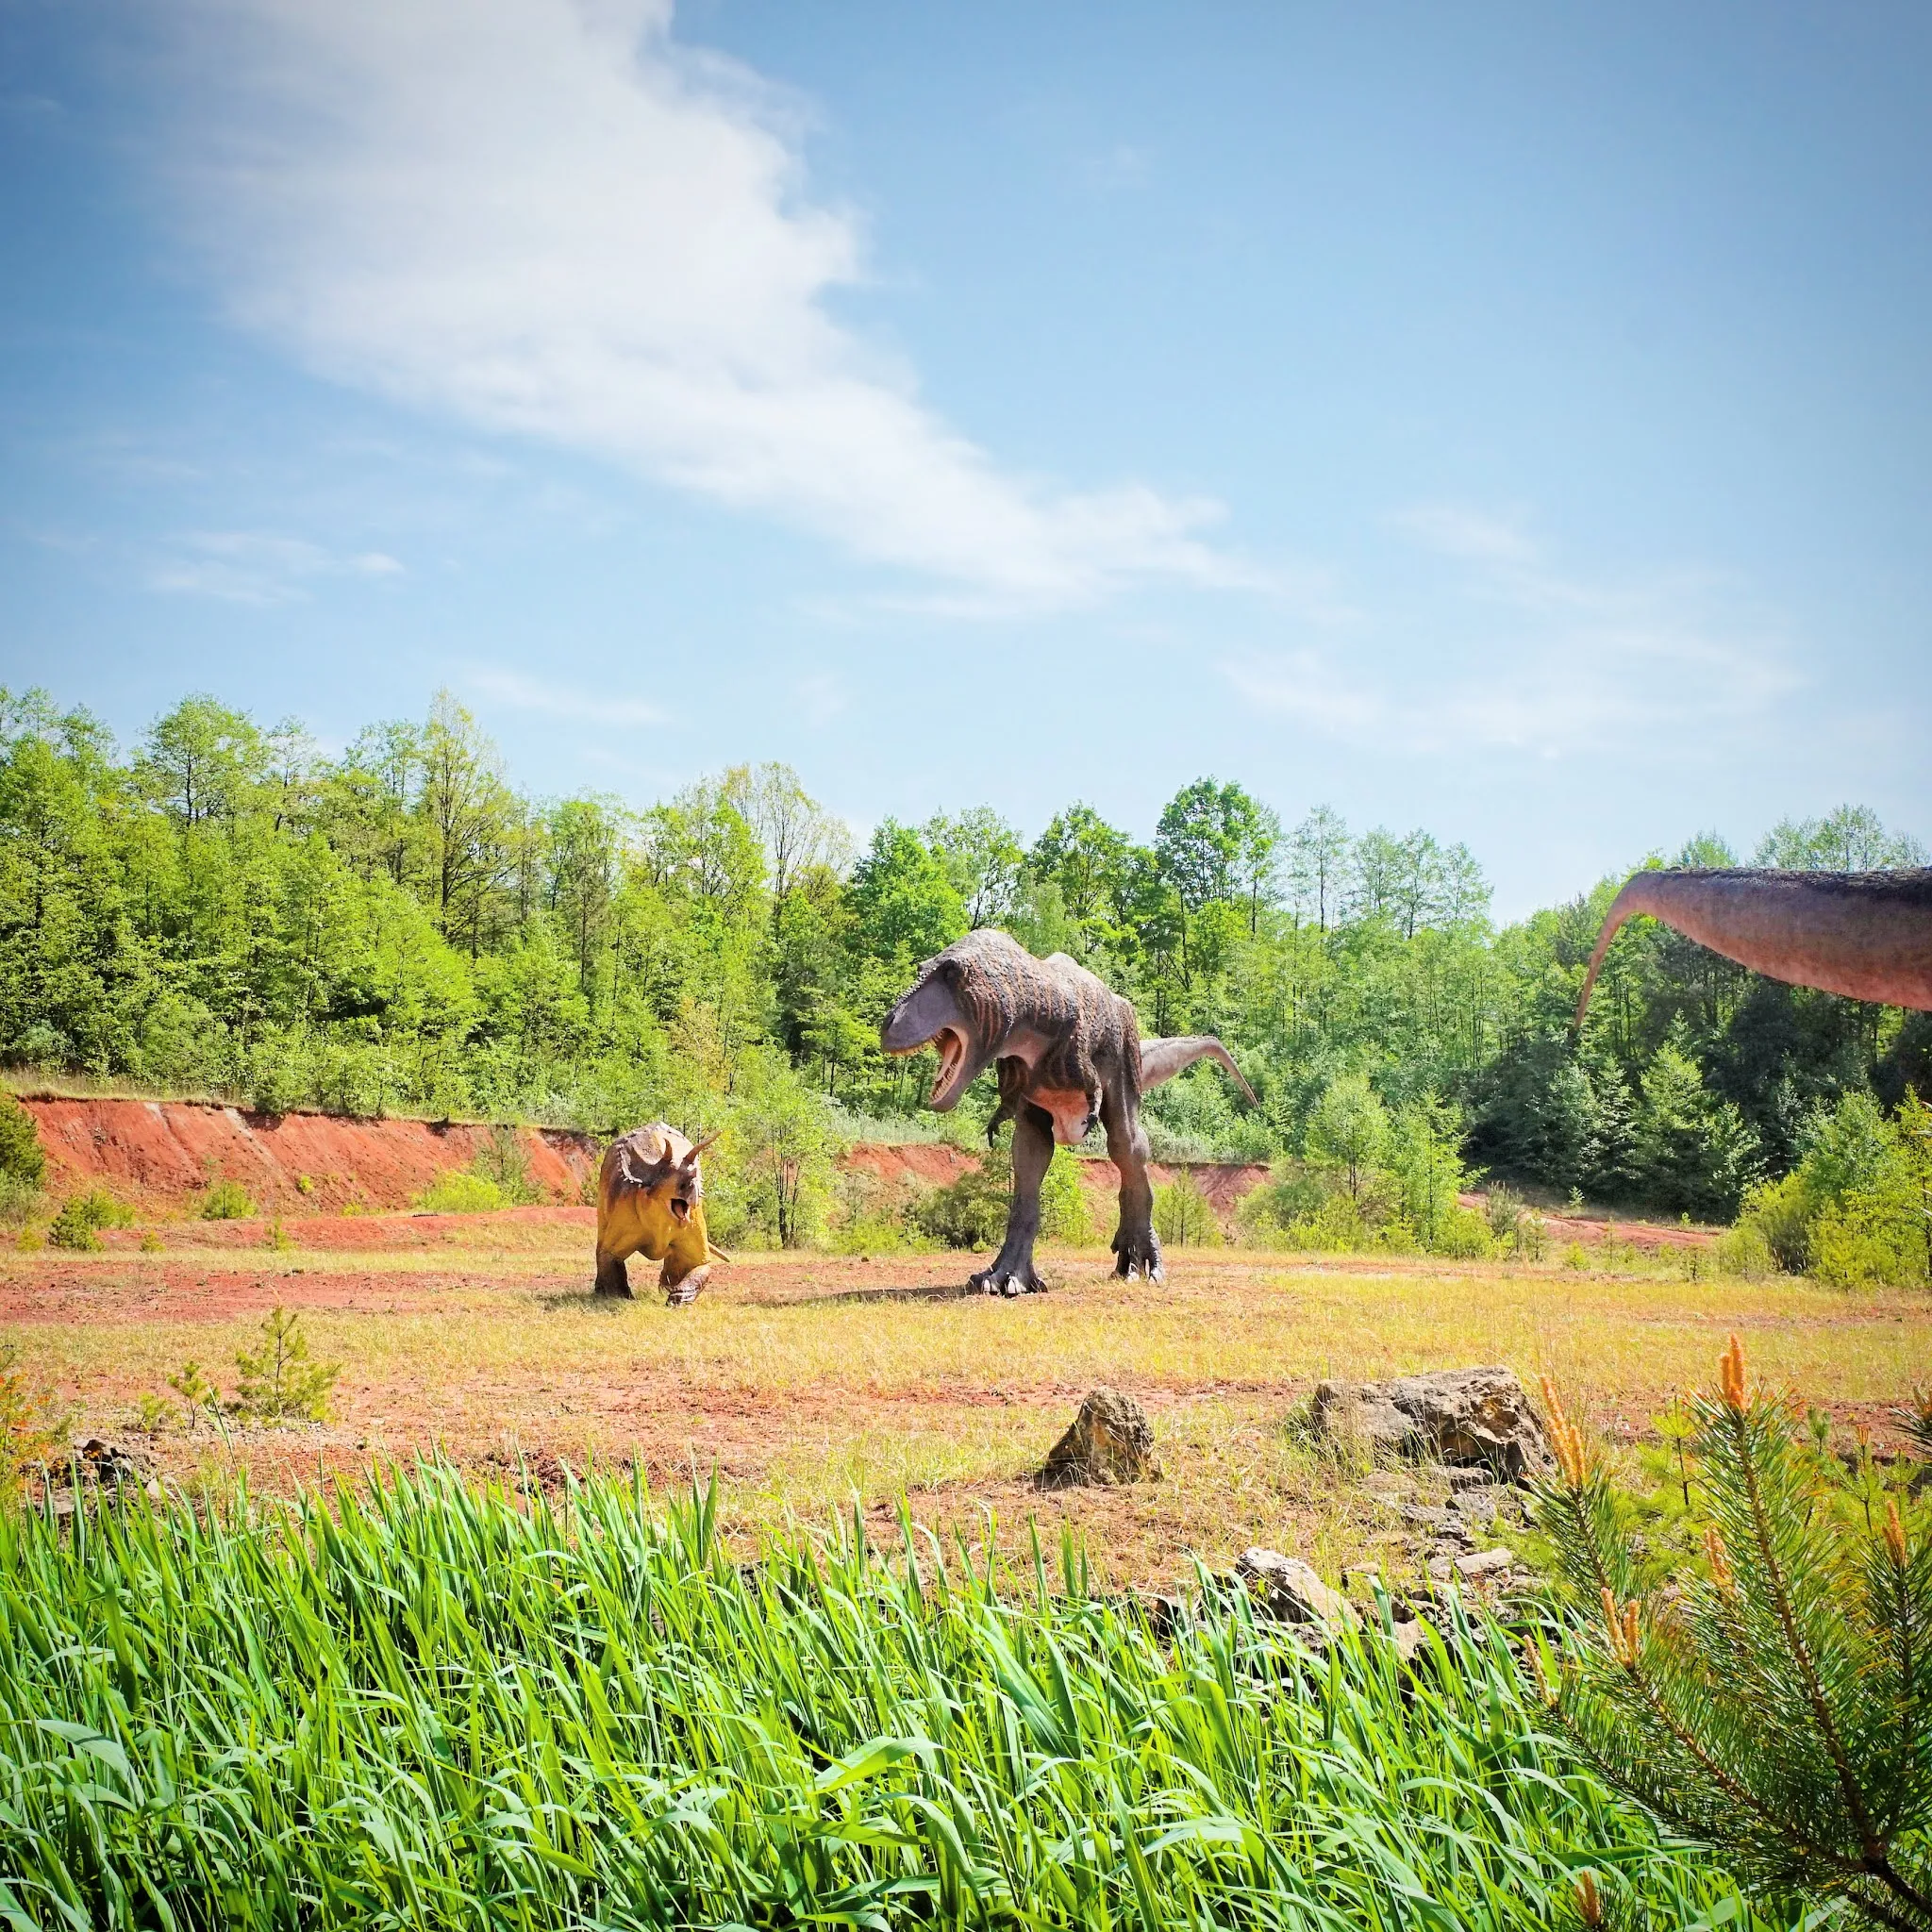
xmin=1111 ymin=1229 xmax=1165 ymax=1285
xmin=970 ymin=1260 xmax=1048 ymax=1298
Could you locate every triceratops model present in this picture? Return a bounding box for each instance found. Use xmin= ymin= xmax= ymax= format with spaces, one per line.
xmin=593 ymin=1123 xmax=726 ymax=1306
xmin=881 ymin=928 xmax=1256 ymax=1294
xmin=1577 ymin=867 xmax=1932 ymax=1022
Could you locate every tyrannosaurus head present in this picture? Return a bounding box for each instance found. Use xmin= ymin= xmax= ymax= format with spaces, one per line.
xmin=879 ymin=952 xmax=997 ymax=1110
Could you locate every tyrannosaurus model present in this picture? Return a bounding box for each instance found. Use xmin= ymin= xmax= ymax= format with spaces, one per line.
xmin=881 ymin=928 xmax=1257 ymax=1294
xmin=1576 ymin=868 xmax=1932 ymax=1021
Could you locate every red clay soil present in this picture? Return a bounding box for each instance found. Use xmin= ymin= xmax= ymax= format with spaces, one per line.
xmin=24 ymin=1097 xmax=598 ymax=1214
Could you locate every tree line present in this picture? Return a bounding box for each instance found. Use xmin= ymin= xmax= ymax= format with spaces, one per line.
xmin=2 ymin=684 xmax=1925 ymax=1230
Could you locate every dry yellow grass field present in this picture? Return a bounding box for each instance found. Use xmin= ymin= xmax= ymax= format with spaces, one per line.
xmin=5 ymin=1212 xmax=1926 ymax=1588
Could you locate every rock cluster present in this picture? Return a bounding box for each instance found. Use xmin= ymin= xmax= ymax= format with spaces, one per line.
xmin=1309 ymin=1365 xmax=1551 ymax=1480
xmin=1233 ymin=1545 xmax=1439 ymax=1663
xmin=42 ymin=1437 xmax=161 ymax=1520
xmin=1040 ymin=1388 xmax=1158 ymax=1488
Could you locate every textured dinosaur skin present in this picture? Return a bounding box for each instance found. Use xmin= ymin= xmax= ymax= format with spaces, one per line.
xmin=593 ymin=1122 xmax=724 ymax=1307
xmin=881 ymin=929 xmax=1257 ymax=1295
xmin=1577 ymin=868 xmax=1932 ymax=1023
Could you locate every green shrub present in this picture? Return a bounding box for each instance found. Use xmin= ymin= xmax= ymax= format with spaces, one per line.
xmin=708 ymin=1048 xmax=841 ymax=1248
xmin=412 ymin=1171 xmax=506 ymax=1214
xmin=911 ymin=1156 xmax=1011 ymax=1249
xmin=1731 ymin=1090 xmax=1910 ymax=1275
xmin=1235 ymin=1159 xmax=1325 ymax=1246
xmin=200 ymin=1176 xmax=256 ymax=1221
xmin=1038 ymin=1148 xmax=1097 ymax=1244
xmin=1280 ymin=1191 xmax=1374 ymax=1253
xmin=47 ymin=1198 xmax=100 ymax=1252
xmin=167 ymin=1359 xmax=220 ymax=1428
xmin=47 ymin=1187 xmax=127 ymax=1251
xmin=0 ymin=1172 xmax=42 ymax=1225
xmin=1430 ymin=1203 xmax=1495 ymax=1259
xmin=0 ymin=1091 xmax=44 ymax=1190
xmin=905 ymin=1143 xmax=1094 ymax=1251
xmin=1715 ymin=1219 xmax=1774 ymax=1279
xmin=1810 ymin=1189 xmax=1928 ymax=1289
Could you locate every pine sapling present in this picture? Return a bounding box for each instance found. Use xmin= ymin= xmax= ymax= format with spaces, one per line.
xmin=166 ymin=1359 xmax=221 ymax=1430
xmin=232 ymin=1307 xmax=340 ymax=1425
xmin=1532 ymin=1339 xmax=1932 ymax=1931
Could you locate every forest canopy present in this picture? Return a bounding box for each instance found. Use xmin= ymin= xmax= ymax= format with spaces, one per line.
xmin=3 ymin=685 xmax=1927 ymax=1226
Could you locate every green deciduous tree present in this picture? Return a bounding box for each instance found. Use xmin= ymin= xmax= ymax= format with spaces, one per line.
xmin=1306 ymin=1072 xmax=1389 ymax=1204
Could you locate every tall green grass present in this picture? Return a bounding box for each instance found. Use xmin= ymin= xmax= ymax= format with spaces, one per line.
xmin=0 ymin=1467 xmax=1775 ymax=1929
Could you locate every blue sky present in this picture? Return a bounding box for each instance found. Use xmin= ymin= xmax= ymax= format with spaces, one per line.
xmin=3 ymin=0 xmax=1928 ymax=915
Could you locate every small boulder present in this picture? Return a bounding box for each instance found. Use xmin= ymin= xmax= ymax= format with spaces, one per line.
xmin=1234 ymin=1547 xmax=1350 ymax=1628
xmin=1040 ymin=1388 xmax=1158 ymax=1487
xmin=1454 ymin=1546 xmax=1515 ymax=1580
xmin=1310 ymin=1366 xmax=1551 ymax=1481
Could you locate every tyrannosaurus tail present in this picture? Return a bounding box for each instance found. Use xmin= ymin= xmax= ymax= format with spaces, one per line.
xmin=1137 ymin=1036 xmax=1258 ymax=1104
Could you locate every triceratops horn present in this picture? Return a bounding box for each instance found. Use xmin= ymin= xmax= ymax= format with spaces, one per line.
xmin=682 ymin=1130 xmax=722 ymax=1164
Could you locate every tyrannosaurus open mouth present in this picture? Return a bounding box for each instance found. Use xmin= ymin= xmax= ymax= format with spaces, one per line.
xmin=927 ymin=1025 xmax=969 ymax=1108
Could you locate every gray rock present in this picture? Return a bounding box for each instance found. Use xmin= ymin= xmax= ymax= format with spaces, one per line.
xmin=1446 ymin=1467 xmax=1494 ymax=1492
xmin=1454 ymin=1547 xmax=1515 ymax=1579
xmin=1447 ymin=1488 xmax=1498 ymax=1524
xmin=1309 ymin=1367 xmax=1551 ymax=1481
xmin=1234 ymin=1547 xmax=1351 ymax=1628
xmin=1389 ymin=1616 xmax=1433 ymax=1666
xmin=1040 ymin=1388 xmax=1158 ymax=1488
xmin=1398 ymin=1503 xmax=1455 ymax=1532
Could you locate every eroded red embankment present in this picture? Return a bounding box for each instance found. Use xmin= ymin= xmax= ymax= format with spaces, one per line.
xmin=25 ymin=1100 xmax=1271 ymax=1221
xmin=24 ymin=1097 xmax=598 ymax=1214
xmin=22 ymin=1097 xmax=1711 ymax=1247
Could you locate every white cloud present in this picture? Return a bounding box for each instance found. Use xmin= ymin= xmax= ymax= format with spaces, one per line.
xmin=791 ymin=671 xmax=847 ymax=726
xmin=465 ymin=665 xmax=667 ymax=729
xmin=1226 ymin=509 xmax=1803 ymax=757
xmin=149 ymin=530 xmax=404 ymax=604
xmin=158 ymin=0 xmax=1251 ymax=609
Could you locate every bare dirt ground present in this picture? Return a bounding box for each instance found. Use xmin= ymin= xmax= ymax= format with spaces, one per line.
xmin=5 ymin=1208 xmax=1923 ymax=1589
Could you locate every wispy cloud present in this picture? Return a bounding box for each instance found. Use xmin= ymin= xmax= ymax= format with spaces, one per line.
xmin=157 ymin=0 xmax=1254 ymax=611
xmin=791 ymin=672 xmax=847 ymax=726
xmin=150 ymin=530 xmax=402 ymax=604
xmin=1225 ymin=508 xmax=1803 ymax=757
xmin=464 ymin=665 xmax=667 ymax=730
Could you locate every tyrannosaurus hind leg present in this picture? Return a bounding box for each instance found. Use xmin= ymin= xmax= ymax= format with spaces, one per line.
xmin=971 ymin=1103 xmax=1053 ymax=1297
xmin=1103 ymin=1092 xmax=1163 ymax=1284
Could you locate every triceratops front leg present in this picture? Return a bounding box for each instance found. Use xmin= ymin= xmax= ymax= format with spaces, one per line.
xmin=1103 ymin=1092 xmax=1163 ymax=1284
xmin=971 ymin=1104 xmax=1053 ymax=1297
